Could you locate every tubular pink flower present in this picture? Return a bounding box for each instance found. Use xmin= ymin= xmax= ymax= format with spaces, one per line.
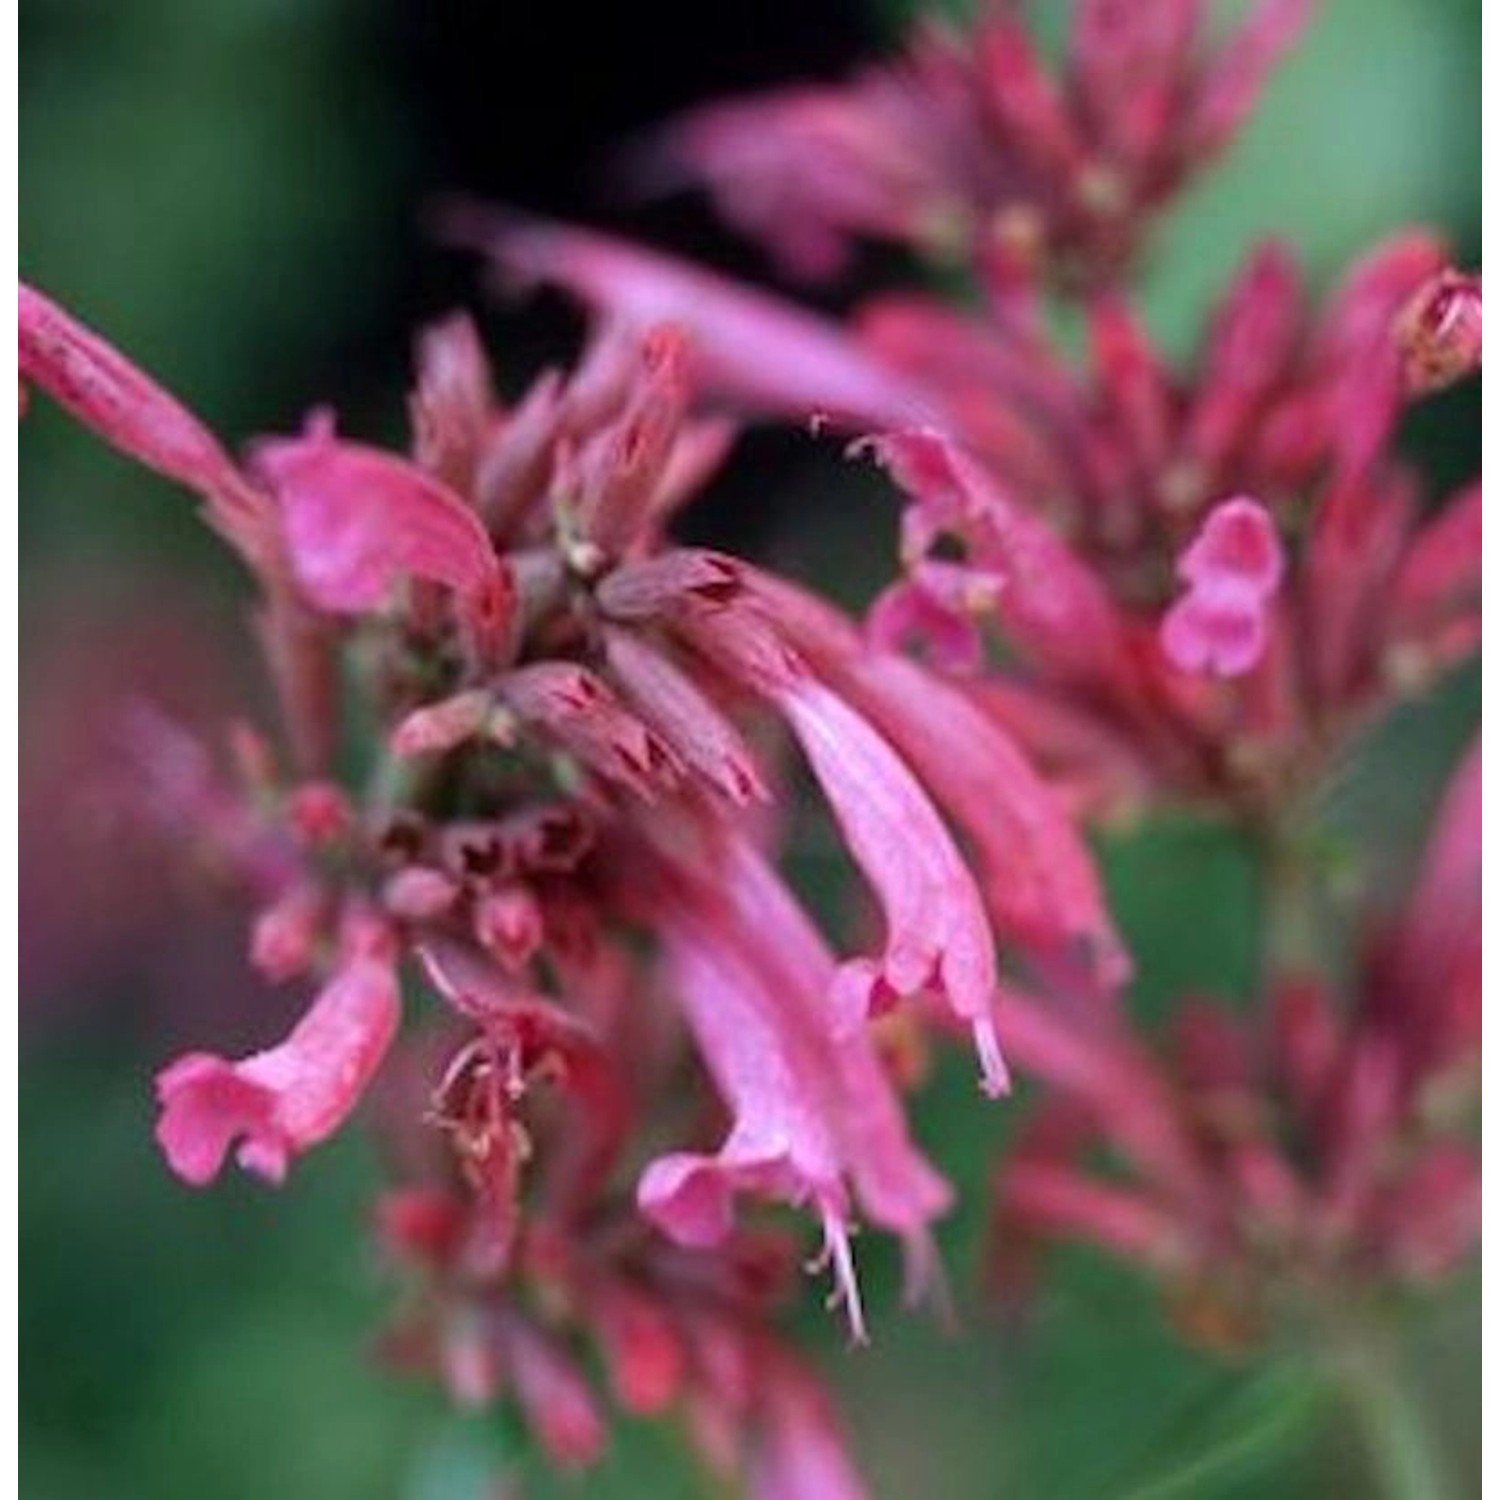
xmin=442 ymin=205 xmax=935 ymax=430
xmin=1160 ymin=496 xmax=1284 ymax=677
xmin=776 ymin=678 xmax=1006 ymax=1095
xmin=602 ymin=625 xmax=769 ymax=805
xmin=869 ymin=428 xmax=1135 ymax=692
xmin=596 ymin=548 xmax=744 ymax=620
xmin=18 ymin=281 xmax=273 ymax=564
xmin=638 ymin=897 xmax=864 ymax=1333
xmin=498 ymin=661 xmax=683 ymax=798
xmin=841 ymin=653 xmax=1129 ymax=995
xmin=19 ymin=282 xmax=239 ymax=494
xmin=717 ymin=837 xmax=954 ymax=1303
xmin=734 ymin=567 xmax=1127 ymax=993
xmin=252 ymin=422 xmax=503 ymax=613
xmin=748 ymin=1351 xmax=872 ymax=1500
xmin=501 ymin=1319 xmax=608 ymax=1469
xmin=155 ymin=942 xmax=401 ymax=1185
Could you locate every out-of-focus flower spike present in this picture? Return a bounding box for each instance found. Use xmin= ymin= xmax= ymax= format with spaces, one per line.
xmin=501 ymin=1318 xmax=608 ymax=1469
xmin=1377 ymin=1146 xmax=1481 ymax=1281
xmin=155 ymin=927 xmax=401 ymax=1185
xmin=252 ymin=425 xmax=503 ymax=614
xmin=748 ymin=1352 xmax=872 ymax=1500
xmin=975 ymin=13 xmax=1087 ymax=177
xmin=1089 ymin=294 xmax=1176 ymax=475
xmin=1070 ymin=0 xmax=1200 ymax=167
xmin=1382 ymin=736 xmax=1480 ymax=1066
xmin=1304 ymin=468 xmax=1417 ymax=700
xmin=1318 ymin=1036 xmax=1402 ymax=1229
xmin=1183 ymin=246 xmax=1305 ymax=481
xmin=1271 ymin=977 xmax=1342 ymax=1122
xmin=1387 ymin=480 xmax=1481 ymax=680
xmin=594 ymin=1284 xmax=685 ymax=1415
xmin=436 ymin=202 xmax=937 ymax=430
xmin=1186 ymin=0 xmax=1316 ymax=158
xmin=997 ymin=991 xmax=1208 ymax=1199
xmin=1001 ymin=1158 xmax=1184 ymax=1269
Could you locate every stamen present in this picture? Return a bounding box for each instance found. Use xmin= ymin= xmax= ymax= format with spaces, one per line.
xmin=818 ymin=1205 xmax=868 ymax=1346
xmin=973 ymin=1016 xmax=1011 ymax=1098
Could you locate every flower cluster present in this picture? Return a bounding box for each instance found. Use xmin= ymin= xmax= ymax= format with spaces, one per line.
xmin=20 ymin=270 xmax=1115 ymax=1488
xmin=991 ymin=738 xmax=1479 ymax=1343
xmin=444 ymin=0 xmax=1482 ymax=1368
xmin=468 ymin=218 xmax=1480 ymax=830
xmin=19 ymin=0 xmax=1482 ymax=1490
xmin=636 ymin=0 xmax=1313 ymax=290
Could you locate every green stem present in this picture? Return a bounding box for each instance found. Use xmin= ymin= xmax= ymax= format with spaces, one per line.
xmin=1258 ymin=821 xmax=1323 ymax=980
xmin=1328 ymin=1331 xmax=1456 ymax=1500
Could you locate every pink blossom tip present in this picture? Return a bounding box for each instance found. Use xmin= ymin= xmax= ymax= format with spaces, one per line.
xmin=1160 ymin=497 xmax=1284 ymax=677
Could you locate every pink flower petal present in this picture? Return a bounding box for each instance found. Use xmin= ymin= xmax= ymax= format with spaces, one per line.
xmin=442 ymin=206 xmax=935 ymax=430
xmin=1160 ymin=497 xmax=1284 ymax=677
xmin=253 ymin=427 xmax=500 ymax=613
xmin=777 ymin=678 xmax=1006 ymax=1095
xmin=154 ymin=947 xmax=400 ymax=1185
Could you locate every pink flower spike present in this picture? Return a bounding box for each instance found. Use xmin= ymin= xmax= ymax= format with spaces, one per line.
xmin=1160 ymin=497 xmax=1284 ymax=677
xmin=252 ymin=425 xmax=500 ymax=613
xmin=154 ymin=943 xmax=401 ymax=1185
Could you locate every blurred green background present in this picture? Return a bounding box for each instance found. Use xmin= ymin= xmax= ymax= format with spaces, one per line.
xmin=20 ymin=1 xmax=1478 ymax=1496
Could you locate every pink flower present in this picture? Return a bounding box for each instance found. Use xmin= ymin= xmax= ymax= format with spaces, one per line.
xmin=723 ymin=564 xmax=1126 ymax=993
xmin=1159 ymin=497 xmax=1285 ymax=676
xmin=252 ymin=419 xmax=503 ymax=613
xmin=18 ymin=281 xmax=274 ymax=566
xmin=155 ymin=935 xmax=401 ymax=1184
xmin=500 ymin=1319 xmax=608 ymax=1469
xmin=441 ymin=205 xmax=935 ymax=431
xmin=635 ymin=1 xmax=1312 ymax=288
xmin=1396 ymin=269 xmax=1482 ymax=396
xmin=602 ymin=625 xmax=769 ymax=805
xmin=748 ymin=1350 xmax=871 ymax=1500
xmin=778 ymin=678 xmax=1006 ymax=1094
xmin=637 ymin=891 xmax=864 ymax=1332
